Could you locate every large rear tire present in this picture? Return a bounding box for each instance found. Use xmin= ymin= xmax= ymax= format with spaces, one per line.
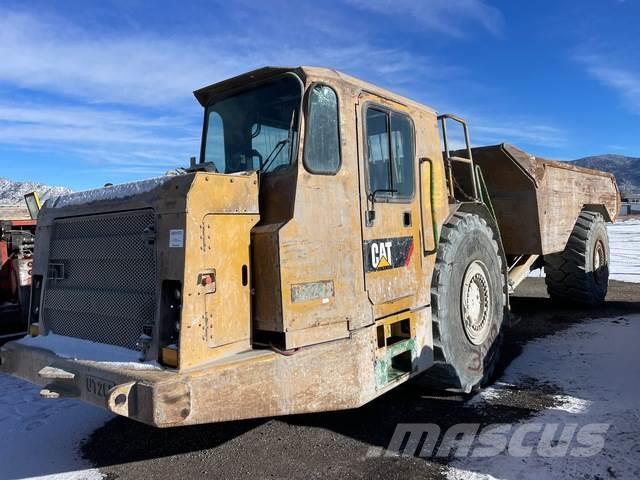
xmin=544 ymin=211 xmax=609 ymax=306
xmin=427 ymin=212 xmax=506 ymax=393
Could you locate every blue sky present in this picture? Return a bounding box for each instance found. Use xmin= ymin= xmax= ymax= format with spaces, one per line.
xmin=0 ymin=0 xmax=638 ymax=191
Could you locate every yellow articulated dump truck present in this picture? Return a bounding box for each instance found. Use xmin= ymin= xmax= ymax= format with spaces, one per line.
xmin=0 ymin=67 xmax=619 ymax=427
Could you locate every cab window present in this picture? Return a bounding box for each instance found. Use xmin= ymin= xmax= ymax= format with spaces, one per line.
xmin=304 ymin=85 xmax=340 ymax=174
xmin=202 ymin=74 xmax=302 ymax=174
xmin=365 ymin=107 xmax=414 ymax=199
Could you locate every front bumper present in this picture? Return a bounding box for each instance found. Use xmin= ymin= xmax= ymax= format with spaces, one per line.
xmin=0 ymin=340 xmax=191 ymax=427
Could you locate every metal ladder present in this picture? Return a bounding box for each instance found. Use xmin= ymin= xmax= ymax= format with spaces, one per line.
xmin=438 ymin=113 xmax=479 ymax=202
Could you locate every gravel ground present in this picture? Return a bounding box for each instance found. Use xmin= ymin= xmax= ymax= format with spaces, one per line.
xmin=76 ymin=278 xmax=640 ymax=480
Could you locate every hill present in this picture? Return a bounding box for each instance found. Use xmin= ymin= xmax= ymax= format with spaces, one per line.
xmin=0 ymin=178 xmax=72 ymax=205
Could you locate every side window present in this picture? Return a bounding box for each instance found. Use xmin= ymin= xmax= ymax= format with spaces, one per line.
xmin=304 ymin=85 xmax=340 ymax=174
xmin=366 ymin=108 xmax=391 ymax=193
xmin=365 ymin=107 xmax=414 ymax=199
xmin=205 ymin=111 xmax=225 ymax=172
xmin=390 ymin=113 xmax=414 ymax=197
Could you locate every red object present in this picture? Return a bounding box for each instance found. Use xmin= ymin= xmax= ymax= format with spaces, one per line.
xmin=0 ymin=217 xmax=36 ymax=337
xmin=0 ymin=219 xmax=37 ymax=303
xmin=404 ymin=240 xmax=414 ymax=267
xmin=0 ymin=240 xmax=10 ymax=297
xmin=8 ymin=220 xmax=36 ymax=227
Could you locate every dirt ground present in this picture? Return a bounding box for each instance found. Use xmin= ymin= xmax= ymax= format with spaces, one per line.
xmin=73 ymin=278 xmax=639 ymax=480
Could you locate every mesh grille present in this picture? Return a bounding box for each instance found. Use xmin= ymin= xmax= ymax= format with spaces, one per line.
xmin=43 ymin=210 xmax=156 ymax=350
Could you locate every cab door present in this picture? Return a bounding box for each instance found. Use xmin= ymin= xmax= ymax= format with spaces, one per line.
xmin=357 ymin=93 xmax=421 ymax=305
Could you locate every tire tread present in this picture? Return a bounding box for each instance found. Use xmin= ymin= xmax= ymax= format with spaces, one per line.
xmin=543 ymin=211 xmax=608 ymax=306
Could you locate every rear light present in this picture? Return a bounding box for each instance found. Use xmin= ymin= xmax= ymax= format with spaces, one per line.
xmin=30 ymin=322 xmax=39 ymax=337
xmin=161 ymin=344 xmax=179 ymax=368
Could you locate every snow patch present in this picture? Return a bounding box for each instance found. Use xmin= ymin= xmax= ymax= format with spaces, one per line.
xmin=530 ymin=218 xmax=640 ymax=283
xmin=447 ymin=315 xmax=640 ymax=480
xmin=447 ymin=467 xmax=500 ymax=480
xmin=0 ymin=177 xmax=71 ymax=205
xmin=550 ymin=394 xmax=591 ymax=414
xmin=0 ymin=334 xmax=162 ymax=478
xmin=607 ymin=218 xmax=640 ymax=283
xmin=49 ymin=176 xmax=170 ymax=209
xmin=18 ymin=333 xmax=161 ymax=369
xmin=0 ymin=372 xmax=111 ymax=479
xmin=466 ymin=382 xmax=513 ymax=406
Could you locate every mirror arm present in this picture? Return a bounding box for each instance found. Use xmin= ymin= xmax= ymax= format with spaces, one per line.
xmin=366 ymin=189 xmax=398 ymax=226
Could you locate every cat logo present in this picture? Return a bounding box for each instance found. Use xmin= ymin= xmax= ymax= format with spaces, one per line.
xmin=363 ymin=236 xmax=414 ymax=273
xmin=371 ymin=241 xmax=393 ymax=269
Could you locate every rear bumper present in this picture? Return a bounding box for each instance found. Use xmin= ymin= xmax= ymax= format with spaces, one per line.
xmin=0 ymin=340 xmax=191 ymax=427
xmin=0 ymin=327 xmax=385 ymax=427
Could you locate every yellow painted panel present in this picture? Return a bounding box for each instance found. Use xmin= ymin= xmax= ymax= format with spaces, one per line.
xmin=203 ymin=214 xmax=255 ymax=348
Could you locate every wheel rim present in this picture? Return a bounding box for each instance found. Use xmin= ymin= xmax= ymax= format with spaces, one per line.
xmin=461 ymin=260 xmax=491 ymax=346
xmin=593 ymin=239 xmax=607 ymax=284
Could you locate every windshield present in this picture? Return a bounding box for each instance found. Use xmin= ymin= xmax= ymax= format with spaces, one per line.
xmin=202 ymin=74 xmax=302 ymax=174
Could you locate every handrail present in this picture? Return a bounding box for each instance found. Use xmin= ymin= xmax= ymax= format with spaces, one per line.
xmin=419 ymin=157 xmax=439 ymax=255
xmin=437 ymin=114 xmax=479 ymax=201
xmin=448 ymin=156 xmax=474 ymax=164
xmin=475 ymin=165 xmax=498 ymax=225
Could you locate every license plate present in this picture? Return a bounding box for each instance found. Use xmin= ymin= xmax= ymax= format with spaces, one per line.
xmin=85 ymin=375 xmax=115 ymax=401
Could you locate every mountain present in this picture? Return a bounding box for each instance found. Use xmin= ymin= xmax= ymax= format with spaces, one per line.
xmin=571 ymin=154 xmax=640 ymax=196
xmin=0 ymin=153 xmax=638 ymax=207
xmin=0 ymin=177 xmax=72 ymax=205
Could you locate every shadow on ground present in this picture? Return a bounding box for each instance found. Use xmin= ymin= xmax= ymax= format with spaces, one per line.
xmin=81 ymin=279 xmax=640 ymax=479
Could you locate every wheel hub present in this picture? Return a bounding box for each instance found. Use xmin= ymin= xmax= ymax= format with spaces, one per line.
xmin=461 ymin=260 xmax=491 ymax=345
xmin=593 ymin=239 xmax=607 ymax=284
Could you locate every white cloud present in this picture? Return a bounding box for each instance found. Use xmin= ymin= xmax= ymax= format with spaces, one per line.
xmin=432 ymin=103 xmax=568 ymax=151
xmin=576 ymin=55 xmax=640 ymax=115
xmin=0 ymin=9 xmax=248 ymax=106
xmin=471 ymin=121 xmax=568 ymax=149
xmin=0 ymin=104 xmax=188 ymax=132
xmin=0 ymin=102 xmax=199 ymax=176
xmin=345 ymin=0 xmax=504 ymax=37
xmin=0 ymin=7 xmax=451 ymax=107
xmin=0 ymin=5 xmax=463 ymax=182
xmin=0 ymin=103 xmax=196 ymax=147
xmin=0 ymin=4 xmax=569 ymax=185
xmin=439 ymin=119 xmax=567 ymax=153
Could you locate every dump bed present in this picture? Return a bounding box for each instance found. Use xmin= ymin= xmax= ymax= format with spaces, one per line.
xmin=472 ymin=144 xmax=619 ymax=256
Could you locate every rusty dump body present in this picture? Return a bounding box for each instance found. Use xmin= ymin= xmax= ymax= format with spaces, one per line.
xmin=471 ymin=144 xmax=618 ymax=256
xmin=0 ymin=66 xmax=618 ymax=427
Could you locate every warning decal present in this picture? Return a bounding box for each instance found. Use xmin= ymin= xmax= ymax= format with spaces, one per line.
xmin=169 ymin=229 xmax=184 ymax=248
